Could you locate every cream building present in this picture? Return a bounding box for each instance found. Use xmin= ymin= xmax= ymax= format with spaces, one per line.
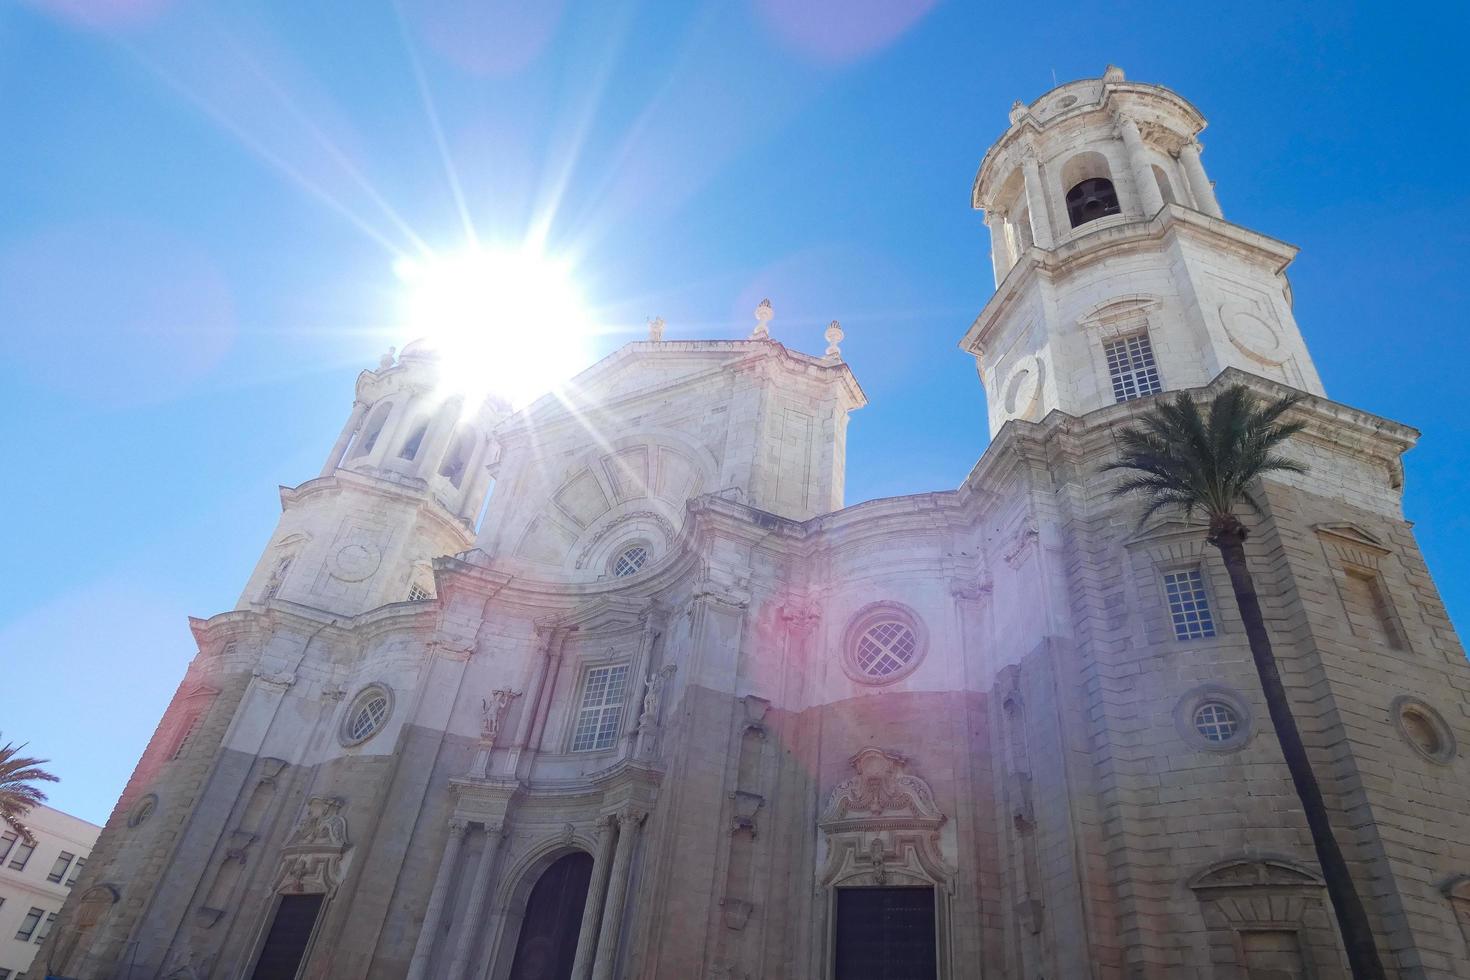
xmin=1 ymin=804 xmax=99 ymax=978
xmin=36 ymin=67 xmax=1470 ymax=979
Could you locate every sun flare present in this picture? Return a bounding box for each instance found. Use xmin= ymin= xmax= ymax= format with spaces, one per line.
xmin=394 ymin=246 xmax=595 ymax=409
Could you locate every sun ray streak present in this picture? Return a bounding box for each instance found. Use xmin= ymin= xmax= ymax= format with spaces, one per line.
xmin=389 ymin=0 xmax=479 ymax=248
xmin=116 ymin=37 xmax=410 ymax=258
xmin=218 ymin=33 xmax=433 ymax=256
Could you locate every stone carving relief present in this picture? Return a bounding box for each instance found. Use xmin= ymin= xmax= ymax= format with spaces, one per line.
xmin=480 ymin=688 xmax=522 ymax=746
xmin=1219 ymin=301 xmax=1287 ymax=366
xmin=275 ymin=797 xmax=350 ymax=896
xmin=818 ymin=748 xmax=952 ymax=890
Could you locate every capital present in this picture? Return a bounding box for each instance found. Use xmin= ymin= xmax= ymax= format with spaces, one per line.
xmin=448 ymin=819 xmax=469 ymax=839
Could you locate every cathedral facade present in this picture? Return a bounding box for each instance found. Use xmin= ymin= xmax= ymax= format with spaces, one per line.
xmin=38 ymin=68 xmax=1470 ymax=979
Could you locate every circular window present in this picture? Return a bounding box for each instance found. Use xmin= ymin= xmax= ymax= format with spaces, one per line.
xmin=1174 ymin=685 xmax=1253 ymax=752
xmin=612 ymin=545 xmax=648 ymax=578
xmin=1193 ymin=701 xmax=1240 ymax=743
xmin=341 ymin=685 xmax=393 ymax=746
xmin=127 ymin=793 xmax=158 ymax=828
xmin=1391 ymin=696 xmax=1455 ymax=764
xmin=842 ymin=602 xmax=928 ymax=685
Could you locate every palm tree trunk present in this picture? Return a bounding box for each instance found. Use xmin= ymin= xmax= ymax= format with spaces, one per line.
xmin=1212 ymin=523 xmax=1387 ymax=978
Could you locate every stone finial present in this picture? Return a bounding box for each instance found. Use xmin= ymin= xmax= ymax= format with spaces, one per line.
xmin=647 ymin=316 xmax=665 ymax=342
xmin=1008 ymin=100 xmax=1028 ymax=125
xmin=1102 ymin=64 xmax=1125 ymax=82
xmin=379 ymin=346 xmax=397 ymax=370
xmin=824 ymin=320 xmax=844 ymax=360
xmin=751 ymin=298 xmax=774 ymax=340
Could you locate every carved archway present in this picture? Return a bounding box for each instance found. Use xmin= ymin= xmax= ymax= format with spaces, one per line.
xmin=817 ymin=749 xmax=956 ymax=979
xmin=1188 ymin=856 xmax=1339 ymax=977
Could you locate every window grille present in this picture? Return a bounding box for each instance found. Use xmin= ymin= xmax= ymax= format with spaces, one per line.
xmin=0 ymin=833 xmax=15 ymax=863
xmin=171 ymin=715 xmax=201 ymax=761
xmin=407 ymin=583 xmax=431 ymax=602
xmin=348 ymin=693 xmax=390 ymax=742
xmin=34 ymin=912 xmax=55 ymax=944
xmin=1104 ymin=333 xmax=1163 ymax=402
xmin=1193 ymin=702 xmax=1240 ymax=742
xmin=66 ymin=857 xmax=85 ymax=887
xmin=570 ymin=664 xmax=630 ymax=752
xmin=855 ymin=621 xmax=920 ymax=678
xmin=1163 ymin=567 xmax=1216 ymax=639
xmin=613 ymin=546 xmax=648 ymax=578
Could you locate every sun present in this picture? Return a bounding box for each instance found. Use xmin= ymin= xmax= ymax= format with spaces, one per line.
xmin=394 ymin=246 xmax=596 ymax=409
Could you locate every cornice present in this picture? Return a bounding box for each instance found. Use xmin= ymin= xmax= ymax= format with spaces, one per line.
xmin=973 ymin=77 xmax=1206 ymax=207
xmin=278 ymin=470 xmax=473 ymax=540
xmin=961 ymin=204 xmax=1300 ymax=355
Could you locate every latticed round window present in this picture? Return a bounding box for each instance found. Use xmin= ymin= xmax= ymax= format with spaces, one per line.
xmin=842 ymin=602 xmax=927 ymax=685
xmin=1193 ymin=702 xmax=1239 ymax=743
xmin=341 ymin=685 xmax=393 ymax=746
xmin=612 ymin=545 xmax=648 ymax=578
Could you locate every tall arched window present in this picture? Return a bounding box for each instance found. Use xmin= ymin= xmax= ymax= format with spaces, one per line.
xmin=1152 ymin=164 xmax=1178 ymax=205
xmin=437 ymin=428 xmax=476 ymax=487
xmin=1065 ymin=177 xmax=1120 ymax=227
xmin=352 ymin=402 xmax=393 ymax=459
xmin=398 ymin=418 xmax=429 ymax=461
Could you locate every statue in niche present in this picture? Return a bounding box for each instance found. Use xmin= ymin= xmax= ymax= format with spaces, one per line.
xmin=480 ymin=689 xmax=521 ymax=745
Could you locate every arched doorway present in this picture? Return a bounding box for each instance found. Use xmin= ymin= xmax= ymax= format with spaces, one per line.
xmin=507 ymin=851 xmax=594 ymax=980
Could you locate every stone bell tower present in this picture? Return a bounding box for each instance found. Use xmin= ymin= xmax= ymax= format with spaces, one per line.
xmin=962 ymin=64 xmax=1326 ymax=435
xmin=238 ymin=340 xmax=508 ymax=618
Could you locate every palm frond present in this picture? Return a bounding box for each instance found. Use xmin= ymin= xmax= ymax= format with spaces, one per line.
xmin=1103 ymin=384 xmax=1310 ymax=531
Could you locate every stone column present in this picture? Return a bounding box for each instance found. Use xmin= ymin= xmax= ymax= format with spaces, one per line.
xmin=1116 ymin=114 xmax=1164 ymax=217
xmin=447 ymin=821 xmax=505 ymax=980
xmin=983 ymin=210 xmax=1011 ymax=285
xmin=569 ymin=815 xmax=619 ymax=980
xmin=1020 ymin=150 xmax=1055 ymax=249
xmin=320 ymin=401 xmax=367 ymax=477
xmin=589 ymin=807 xmax=646 ymax=980
xmin=406 ymin=820 xmax=468 ymax=980
xmin=1179 ymin=139 xmax=1223 ymax=218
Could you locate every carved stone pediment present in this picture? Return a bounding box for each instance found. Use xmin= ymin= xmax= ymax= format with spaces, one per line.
xmin=275 ymin=797 xmax=350 ymax=895
xmin=820 ymin=749 xmax=945 ymax=833
xmin=1188 ymin=856 xmax=1324 ymax=893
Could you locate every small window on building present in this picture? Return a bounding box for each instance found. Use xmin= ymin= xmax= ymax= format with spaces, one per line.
xmin=1152 ymin=164 xmax=1177 ymax=205
xmin=9 ymin=840 xmax=35 ymax=871
xmin=407 ymin=583 xmax=432 ymax=602
xmin=342 ymin=687 xmax=392 ymax=745
xmin=66 ymin=856 xmax=85 ymax=887
xmin=438 ymin=429 xmax=476 ymax=488
xmin=0 ymin=832 xmax=15 ymax=863
xmin=263 ymin=556 xmax=293 ymax=600
xmin=855 ymin=621 xmax=920 ymax=679
xmin=398 ymin=419 xmax=429 ymax=461
xmin=1104 ymin=332 xmax=1163 ymax=402
xmin=1065 ymin=177 xmax=1120 ymax=227
xmin=1163 ymin=567 xmax=1216 ymax=640
xmin=0 ymin=966 xmax=12 ymax=979
xmin=15 ymin=907 xmax=42 ymax=941
xmin=570 ymin=664 xmax=630 ymax=752
xmin=612 ymin=546 xmax=648 ymax=578
xmin=33 ymin=912 xmax=55 ymax=944
xmin=352 ymin=401 xmax=393 ymax=458
xmin=1192 ymin=702 xmax=1239 ymax=742
xmin=46 ymin=852 xmax=74 ymax=883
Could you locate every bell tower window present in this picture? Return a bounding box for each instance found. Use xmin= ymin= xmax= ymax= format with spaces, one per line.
xmin=1103 ymin=332 xmax=1163 ymax=402
xmin=1066 ymin=177 xmax=1121 ymax=227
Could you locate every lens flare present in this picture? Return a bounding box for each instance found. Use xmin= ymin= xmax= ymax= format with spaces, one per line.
xmin=394 ymin=246 xmax=596 ymax=408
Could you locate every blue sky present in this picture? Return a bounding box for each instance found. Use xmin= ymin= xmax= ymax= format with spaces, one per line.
xmin=2 ymin=0 xmax=1467 ymax=824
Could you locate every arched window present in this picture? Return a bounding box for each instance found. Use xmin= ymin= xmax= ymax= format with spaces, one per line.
xmin=437 ymin=428 xmax=476 ymax=488
xmin=352 ymin=402 xmax=393 ymax=458
xmin=1152 ymin=164 xmax=1178 ymax=205
xmin=398 ymin=418 xmax=429 ymax=461
xmin=1065 ymin=177 xmax=1120 ymax=227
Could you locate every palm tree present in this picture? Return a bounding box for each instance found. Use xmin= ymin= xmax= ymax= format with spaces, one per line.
xmin=1105 ymin=384 xmax=1386 ymax=979
xmin=0 ymin=736 xmax=59 ymax=846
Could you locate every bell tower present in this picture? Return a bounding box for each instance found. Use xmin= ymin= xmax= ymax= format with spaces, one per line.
xmin=962 ymin=65 xmax=1325 ymax=436
xmin=238 ymin=340 xmax=508 ymax=617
